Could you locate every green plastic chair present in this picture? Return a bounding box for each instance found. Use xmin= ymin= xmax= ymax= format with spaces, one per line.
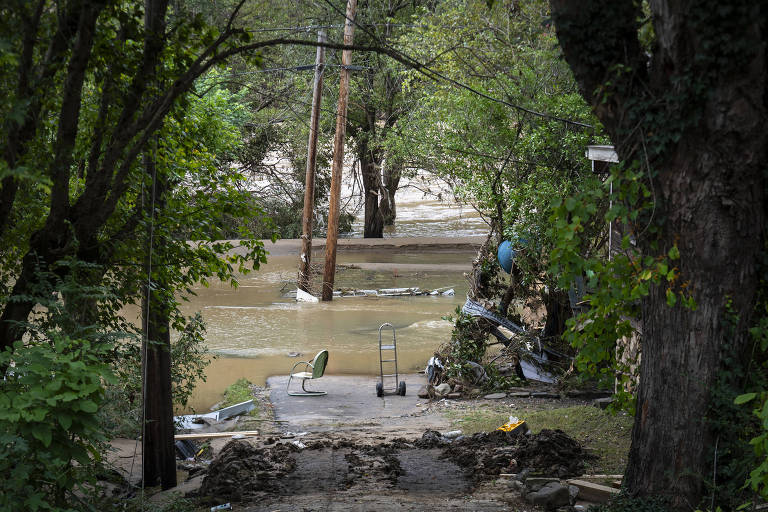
xmin=287 ymin=350 xmax=329 ymax=396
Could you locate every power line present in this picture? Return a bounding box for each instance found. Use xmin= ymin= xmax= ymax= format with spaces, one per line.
xmin=315 ymin=0 xmax=593 ymax=130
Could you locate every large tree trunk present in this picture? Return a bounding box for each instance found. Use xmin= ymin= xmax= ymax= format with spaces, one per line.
xmin=550 ymin=0 xmax=767 ymax=506
xmin=359 ymin=136 xmax=384 ymax=238
xmin=379 ymin=159 xmax=402 ymax=226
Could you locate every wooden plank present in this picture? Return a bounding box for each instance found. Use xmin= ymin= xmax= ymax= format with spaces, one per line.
xmin=174 ymin=431 xmax=259 ymax=440
xmin=566 ymin=479 xmax=620 ymax=503
xmin=579 ymin=474 xmax=623 ymax=480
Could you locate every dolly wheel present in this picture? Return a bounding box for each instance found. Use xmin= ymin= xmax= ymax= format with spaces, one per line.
xmin=376 ymin=381 xmax=383 ymax=397
xmin=398 ymin=381 xmax=406 ymax=396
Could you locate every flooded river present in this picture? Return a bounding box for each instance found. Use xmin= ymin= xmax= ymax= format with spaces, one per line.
xmin=177 ymin=189 xmax=488 ymax=412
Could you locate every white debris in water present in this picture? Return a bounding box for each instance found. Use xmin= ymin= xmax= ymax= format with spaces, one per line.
xmin=296 ymin=288 xmax=319 ymax=303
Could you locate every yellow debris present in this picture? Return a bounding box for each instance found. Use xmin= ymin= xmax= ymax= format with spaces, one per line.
xmin=497 ymin=420 xmax=526 ymax=432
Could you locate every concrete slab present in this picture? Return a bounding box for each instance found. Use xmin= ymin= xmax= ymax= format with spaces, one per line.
xmin=267 ymin=373 xmax=451 ymax=437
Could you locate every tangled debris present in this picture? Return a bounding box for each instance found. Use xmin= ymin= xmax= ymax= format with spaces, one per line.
xmin=197 ymin=440 xmax=298 ymax=501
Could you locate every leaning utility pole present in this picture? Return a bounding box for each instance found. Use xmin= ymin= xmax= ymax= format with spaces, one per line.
xmin=322 ymin=0 xmax=357 ymax=301
xmin=298 ymin=30 xmax=327 ymax=293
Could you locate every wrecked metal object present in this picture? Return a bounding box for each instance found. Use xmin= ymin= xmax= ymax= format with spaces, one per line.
xmin=175 ymin=439 xmax=197 ymax=459
xmin=210 ymin=504 xmax=232 ymax=511
xmin=174 ymin=399 xmax=256 ymax=430
xmin=462 ymin=298 xmax=570 ymax=384
xmin=462 ymin=298 xmax=525 ymax=334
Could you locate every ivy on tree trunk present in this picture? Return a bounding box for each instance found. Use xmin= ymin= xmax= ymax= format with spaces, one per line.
xmin=550 ymin=0 xmax=767 ymax=506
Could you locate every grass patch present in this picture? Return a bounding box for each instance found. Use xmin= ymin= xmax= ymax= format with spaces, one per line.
xmin=448 ymin=404 xmax=632 ymax=474
xmin=221 ymin=378 xmax=257 ymax=415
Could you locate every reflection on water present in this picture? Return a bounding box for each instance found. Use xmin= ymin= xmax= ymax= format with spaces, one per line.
xmin=180 ymin=252 xmax=471 ymax=413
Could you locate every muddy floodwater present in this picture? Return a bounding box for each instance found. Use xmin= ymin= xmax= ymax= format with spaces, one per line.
xmin=177 ymin=236 xmax=484 ymax=413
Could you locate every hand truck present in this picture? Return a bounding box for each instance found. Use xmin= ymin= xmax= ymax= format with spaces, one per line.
xmin=376 ymin=323 xmax=406 ymax=397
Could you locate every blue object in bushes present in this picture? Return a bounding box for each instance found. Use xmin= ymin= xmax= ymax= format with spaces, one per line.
xmin=497 ymin=240 xmax=515 ymax=273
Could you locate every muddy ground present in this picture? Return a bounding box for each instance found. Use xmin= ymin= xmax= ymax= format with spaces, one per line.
xmin=190 ymin=427 xmax=595 ymax=511
xmin=118 ymin=375 xmax=608 ymax=511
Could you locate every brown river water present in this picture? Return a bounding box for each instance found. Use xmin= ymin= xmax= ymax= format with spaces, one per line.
xmin=165 ymin=189 xmax=488 ymax=413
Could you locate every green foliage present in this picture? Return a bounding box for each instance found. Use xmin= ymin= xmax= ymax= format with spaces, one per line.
xmin=221 ymin=377 xmax=256 ymax=408
xmin=0 ymin=337 xmax=115 ymax=511
xmin=548 ymin=160 xmax=697 ymax=410
xmin=440 ymin=306 xmax=523 ymax=390
xmin=443 ymin=308 xmax=489 ymax=378
xmin=388 ymin=0 xmax=606 ymax=342
xmin=102 ymin=313 xmax=213 ymax=437
xmin=739 ymin=389 xmax=768 ymax=499
xmin=733 ymin=312 xmax=768 ymax=501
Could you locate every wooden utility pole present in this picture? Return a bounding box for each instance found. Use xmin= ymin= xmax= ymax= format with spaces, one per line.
xmin=322 ymin=0 xmax=357 ymax=301
xmin=298 ymin=30 xmax=327 ymax=293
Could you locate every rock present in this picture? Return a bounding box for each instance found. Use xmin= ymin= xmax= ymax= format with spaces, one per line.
xmin=526 ymin=482 xmax=571 ymax=510
xmin=516 ymin=468 xmax=531 ymax=481
xmin=593 ymin=397 xmax=614 ymax=409
xmin=531 ymin=392 xmax=561 ymax=399
xmin=417 ymin=386 xmax=430 ymax=399
xmin=443 ymin=430 xmax=463 ymax=439
xmin=447 ymin=392 xmax=462 ymax=399
xmin=434 ymin=383 xmax=452 ymax=397
xmin=525 ymin=476 xmax=560 ymax=492
xmin=484 ymin=392 xmax=507 ymax=399
xmin=509 ymin=391 xmax=531 ymax=397
xmin=569 ymin=484 xmax=579 ymax=504
xmin=565 ymin=389 xmax=612 ymax=400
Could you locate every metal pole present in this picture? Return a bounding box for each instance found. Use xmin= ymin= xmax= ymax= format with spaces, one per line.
xmin=322 ymin=0 xmax=357 ymax=301
xmin=298 ymin=30 xmax=327 ymax=293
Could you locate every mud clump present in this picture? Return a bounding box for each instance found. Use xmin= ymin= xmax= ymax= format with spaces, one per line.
xmin=197 ymin=440 xmax=297 ymax=502
xmin=442 ymin=428 xmax=594 ymax=481
xmin=345 ymin=443 xmax=403 ymax=487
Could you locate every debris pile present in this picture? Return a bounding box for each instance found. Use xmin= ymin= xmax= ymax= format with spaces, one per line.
xmin=198 ymin=440 xmax=298 ymax=501
xmin=287 ymin=286 xmax=456 ymax=299
xmin=429 ymin=428 xmax=594 ymax=481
